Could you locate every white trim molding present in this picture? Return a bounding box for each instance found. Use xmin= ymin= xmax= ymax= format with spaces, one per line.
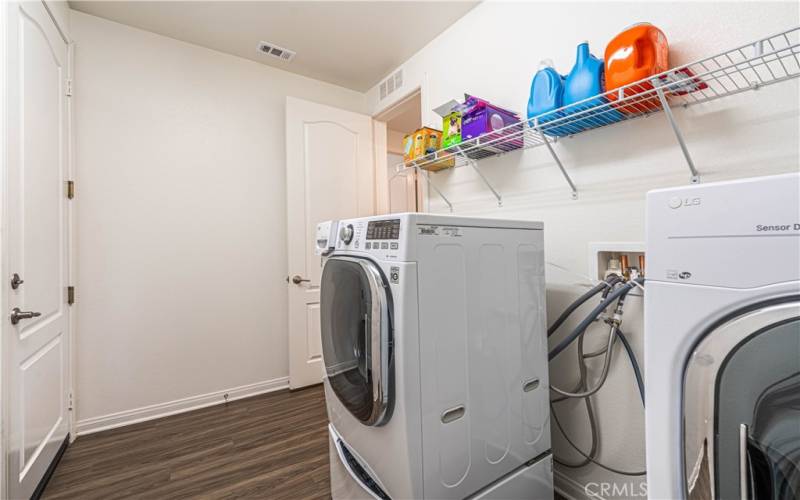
xmin=76 ymin=376 xmax=290 ymax=436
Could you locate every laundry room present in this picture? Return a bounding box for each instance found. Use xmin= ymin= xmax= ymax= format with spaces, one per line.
xmin=1 ymin=1 xmax=798 ymax=500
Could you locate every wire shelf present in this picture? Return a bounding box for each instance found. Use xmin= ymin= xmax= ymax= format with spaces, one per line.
xmin=394 ymin=26 xmax=800 ymax=209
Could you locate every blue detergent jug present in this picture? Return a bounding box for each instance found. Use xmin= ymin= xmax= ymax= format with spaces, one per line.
xmin=562 ymin=42 xmax=623 ymax=133
xmin=526 ymin=60 xmax=571 ymax=137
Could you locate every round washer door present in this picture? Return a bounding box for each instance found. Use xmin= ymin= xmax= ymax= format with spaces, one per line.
xmin=683 ymin=299 xmax=800 ymax=500
xmin=320 ymin=256 xmax=393 ymax=426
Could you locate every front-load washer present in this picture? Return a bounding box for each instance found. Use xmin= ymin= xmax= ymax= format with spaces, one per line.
xmin=317 ymin=213 xmax=553 ymax=499
xmin=644 ymin=173 xmax=800 ymax=499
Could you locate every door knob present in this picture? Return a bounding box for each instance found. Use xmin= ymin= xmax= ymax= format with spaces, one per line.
xmin=291 ymin=275 xmax=310 ymax=285
xmin=10 ymin=273 xmax=24 ymax=290
xmin=10 ymin=307 xmax=41 ymax=325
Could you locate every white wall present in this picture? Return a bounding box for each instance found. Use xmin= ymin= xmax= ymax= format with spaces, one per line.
xmin=43 ymin=0 xmax=70 ymax=41
xmin=366 ymin=2 xmax=799 ymax=498
xmin=70 ymin=10 xmax=367 ymax=433
xmin=387 ymin=129 xmax=405 ymax=154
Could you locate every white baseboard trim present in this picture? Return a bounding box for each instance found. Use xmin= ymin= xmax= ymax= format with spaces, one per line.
xmin=555 ymin=470 xmax=606 ymax=500
xmin=76 ymin=376 xmax=290 ymax=436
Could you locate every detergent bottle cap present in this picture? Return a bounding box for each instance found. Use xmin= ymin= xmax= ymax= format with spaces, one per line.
xmin=537 ymin=58 xmax=556 ymax=71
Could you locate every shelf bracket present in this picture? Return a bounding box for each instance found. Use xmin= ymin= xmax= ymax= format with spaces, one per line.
xmin=456 ymin=146 xmax=502 ymax=206
xmin=535 ymin=123 xmax=578 ymax=199
xmin=415 ymin=166 xmax=453 ymax=212
xmin=652 ymin=78 xmax=700 ymax=184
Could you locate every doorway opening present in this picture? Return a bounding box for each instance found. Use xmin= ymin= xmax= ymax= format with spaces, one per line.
xmin=375 ymin=91 xmax=423 ymax=213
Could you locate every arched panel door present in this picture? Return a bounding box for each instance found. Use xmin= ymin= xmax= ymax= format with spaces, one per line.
xmin=5 ymin=2 xmax=72 ymax=498
xmin=285 ymin=97 xmax=375 ymax=389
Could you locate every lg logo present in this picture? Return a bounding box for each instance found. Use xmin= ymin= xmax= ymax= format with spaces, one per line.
xmin=669 ymin=196 xmax=701 ymax=209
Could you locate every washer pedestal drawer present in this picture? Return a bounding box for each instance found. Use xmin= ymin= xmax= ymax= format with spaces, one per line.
xmin=472 ymin=454 xmax=554 ymax=500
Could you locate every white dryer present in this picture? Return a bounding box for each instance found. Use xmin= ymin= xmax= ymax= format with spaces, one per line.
xmin=317 ymin=213 xmax=553 ymax=499
xmin=644 ymin=173 xmax=800 ymax=499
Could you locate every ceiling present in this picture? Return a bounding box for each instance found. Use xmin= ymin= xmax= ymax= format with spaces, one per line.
xmin=69 ymin=1 xmax=479 ymax=91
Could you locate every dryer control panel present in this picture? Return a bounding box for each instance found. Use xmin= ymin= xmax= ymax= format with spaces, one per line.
xmin=646 ymin=172 xmax=800 ymax=288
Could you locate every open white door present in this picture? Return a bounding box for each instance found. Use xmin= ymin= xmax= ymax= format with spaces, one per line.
xmin=3 ymin=1 xmax=72 ymax=498
xmin=387 ymin=153 xmax=418 ymax=213
xmin=286 ymin=97 xmax=374 ymax=389
xmin=373 ymin=121 xmax=418 ymax=214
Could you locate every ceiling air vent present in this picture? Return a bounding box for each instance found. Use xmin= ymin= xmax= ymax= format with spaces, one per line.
xmin=257 ymin=41 xmax=296 ymax=62
xmin=379 ymin=69 xmax=403 ymax=100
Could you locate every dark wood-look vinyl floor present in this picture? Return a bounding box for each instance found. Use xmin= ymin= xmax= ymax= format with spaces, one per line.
xmin=43 ymin=385 xmax=330 ymax=500
xmin=44 ymin=384 xmax=569 ymax=500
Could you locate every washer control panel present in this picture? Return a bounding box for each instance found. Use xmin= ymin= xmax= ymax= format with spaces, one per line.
xmin=339 ymin=223 xmax=354 ymax=244
xmin=366 ymin=219 xmax=400 ymax=240
xmin=335 ymin=217 xmax=403 ymax=259
xmin=365 ymin=218 xmax=400 ymax=253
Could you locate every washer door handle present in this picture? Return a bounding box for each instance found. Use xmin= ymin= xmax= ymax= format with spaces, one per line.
xmin=739 ymin=423 xmax=750 ymax=500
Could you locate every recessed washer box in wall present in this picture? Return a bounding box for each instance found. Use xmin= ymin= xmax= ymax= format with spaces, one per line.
xmin=589 ymin=242 xmax=645 ymax=282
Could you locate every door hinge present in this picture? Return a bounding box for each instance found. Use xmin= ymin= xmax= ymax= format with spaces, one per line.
xmin=67 ymin=286 xmax=75 ymax=305
xmin=66 ymin=180 xmax=75 ymax=199
xmin=68 ymin=392 xmax=74 ymax=411
xmin=66 ymin=79 xmax=73 ymax=97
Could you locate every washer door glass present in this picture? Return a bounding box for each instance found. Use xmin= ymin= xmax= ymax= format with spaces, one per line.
xmin=716 ymin=317 xmax=800 ymax=500
xmin=320 ymin=257 xmax=392 ymax=426
xmin=684 ymin=301 xmax=800 ymax=500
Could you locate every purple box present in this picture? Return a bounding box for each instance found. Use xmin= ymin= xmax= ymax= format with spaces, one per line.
xmin=460 ymin=96 xmax=523 ymax=156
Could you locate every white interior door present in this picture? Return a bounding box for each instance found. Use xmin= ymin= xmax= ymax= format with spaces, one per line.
xmin=286 ymin=97 xmax=374 ymax=389
xmin=3 ymin=2 xmax=71 ymax=498
xmin=387 ymin=153 xmax=417 ymax=213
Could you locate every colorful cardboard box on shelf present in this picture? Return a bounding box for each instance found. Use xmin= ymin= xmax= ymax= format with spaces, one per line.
xmin=461 ymin=95 xmax=521 ymax=141
xmin=402 ymin=134 xmax=414 ymax=164
xmin=432 ymin=95 xmax=523 ymax=160
xmin=411 ymin=129 xmax=428 ymax=160
xmin=424 ymin=129 xmax=441 ymax=154
xmin=434 ymin=99 xmax=463 ymax=149
xmin=422 ymin=127 xmax=455 ymax=171
xmin=404 ymin=126 xmax=454 ymax=171
xmin=442 ymin=111 xmax=462 ymax=148
xmin=460 ymin=95 xmax=524 ymax=156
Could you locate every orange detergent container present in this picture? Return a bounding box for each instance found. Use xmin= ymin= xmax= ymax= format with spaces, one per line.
xmin=604 ymin=23 xmax=669 ymax=114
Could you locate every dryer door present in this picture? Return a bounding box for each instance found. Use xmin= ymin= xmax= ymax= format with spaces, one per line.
xmin=684 ymin=300 xmax=800 ymax=500
xmin=320 ymin=256 xmax=393 ymax=426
